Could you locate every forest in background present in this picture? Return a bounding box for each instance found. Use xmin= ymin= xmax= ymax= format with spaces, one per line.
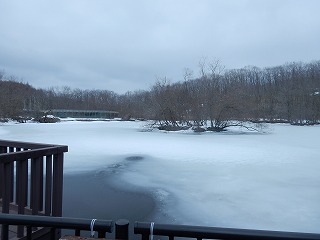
xmin=1 ymin=60 xmax=320 ymax=131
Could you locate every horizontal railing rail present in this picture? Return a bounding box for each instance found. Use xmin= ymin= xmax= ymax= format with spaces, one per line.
xmin=0 ymin=214 xmax=113 ymax=240
xmin=0 ymin=140 xmax=63 ymax=150
xmin=134 ymin=221 xmax=320 ymax=240
xmin=0 ymin=146 xmax=68 ymax=163
xmin=1 ymin=215 xmax=320 ymax=240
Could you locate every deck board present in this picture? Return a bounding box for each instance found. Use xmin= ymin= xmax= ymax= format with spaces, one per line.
xmin=0 ymin=204 xmax=32 ymax=240
xmin=0 ymin=204 xmax=20 ymax=239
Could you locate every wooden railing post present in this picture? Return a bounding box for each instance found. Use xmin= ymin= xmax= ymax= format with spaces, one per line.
xmin=0 ymin=146 xmax=7 ymax=199
xmin=21 ymin=158 xmax=28 ymax=208
xmin=52 ymin=152 xmax=64 ymax=217
xmin=0 ymin=162 xmax=4 ymax=199
xmin=39 ymin=157 xmax=44 ymax=212
xmin=31 ymin=157 xmax=42 ymax=215
xmin=115 ymin=219 xmax=130 ymax=240
xmin=45 ymin=155 xmax=53 ymax=216
xmin=0 ymin=161 xmax=3 ymax=200
xmin=17 ymin=158 xmax=28 ymax=238
xmin=15 ymin=148 xmax=21 ymax=206
xmin=8 ymin=147 xmax=14 ymax=203
xmin=2 ymin=162 xmax=10 ymax=214
xmin=52 ymin=152 xmax=64 ymax=240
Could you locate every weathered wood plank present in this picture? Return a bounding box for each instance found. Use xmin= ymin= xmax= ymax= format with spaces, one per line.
xmin=60 ymin=236 xmax=108 ymax=240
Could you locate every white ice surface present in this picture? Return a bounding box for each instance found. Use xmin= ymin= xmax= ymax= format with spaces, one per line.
xmin=1 ymin=121 xmax=319 ymax=233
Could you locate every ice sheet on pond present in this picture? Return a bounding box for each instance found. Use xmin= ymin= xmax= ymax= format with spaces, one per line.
xmin=1 ymin=121 xmax=319 ymax=233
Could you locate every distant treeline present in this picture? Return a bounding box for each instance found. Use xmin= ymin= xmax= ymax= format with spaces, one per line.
xmin=1 ymin=60 xmax=320 ymax=130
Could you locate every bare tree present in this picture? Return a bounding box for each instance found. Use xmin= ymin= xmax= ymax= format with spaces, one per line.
xmin=0 ymin=70 xmax=5 ymax=80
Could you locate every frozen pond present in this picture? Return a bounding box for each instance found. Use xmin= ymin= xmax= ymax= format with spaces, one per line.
xmin=0 ymin=121 xmax=319 ymax=233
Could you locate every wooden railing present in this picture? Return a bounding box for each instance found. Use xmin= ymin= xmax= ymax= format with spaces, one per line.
xmin=134 ymin=221 xmax=320 ymax=240
xmin=0 ymin=214 xmax=114 ymax=240
xmin=0 ymin=140 xmax=68 ymax=239
xmin=1 ymin=215 xmax=319 ymax=240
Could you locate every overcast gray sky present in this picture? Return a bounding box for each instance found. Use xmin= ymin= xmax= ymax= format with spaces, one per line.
xmin=1 ymin=0 xmax=319 ymax=93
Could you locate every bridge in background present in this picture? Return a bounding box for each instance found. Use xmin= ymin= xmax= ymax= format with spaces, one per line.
xmin=49 ymin=109 xmax=119 ymax=119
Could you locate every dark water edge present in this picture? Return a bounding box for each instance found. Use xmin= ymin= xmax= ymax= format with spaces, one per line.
xmin=62 ymin=170 xmax=158 ymax=238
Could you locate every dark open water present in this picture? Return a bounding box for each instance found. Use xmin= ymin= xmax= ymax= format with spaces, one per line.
xmin=62 ymin=171 xmax=158 ymax=238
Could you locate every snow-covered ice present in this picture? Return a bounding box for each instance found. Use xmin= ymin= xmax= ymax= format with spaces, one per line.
xmin=0 ymin=121 xmax=319 ymax=233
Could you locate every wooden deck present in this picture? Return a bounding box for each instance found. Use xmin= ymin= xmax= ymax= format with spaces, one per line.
xmin=0 ymin=202 xmax=36 ymax=239
xmin=0 ymin=204 xmax=21 ymax=239
xmin=60 ymin=237 xmax=107 ymax=240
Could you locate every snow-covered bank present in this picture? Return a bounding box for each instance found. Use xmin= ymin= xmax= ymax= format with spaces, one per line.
xmin=0 ymin=121 xmax=319 ymax=233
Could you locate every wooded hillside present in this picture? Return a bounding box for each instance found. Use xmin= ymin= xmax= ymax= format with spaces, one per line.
xmin=1 ymin=60 xmax=320 ymax=129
